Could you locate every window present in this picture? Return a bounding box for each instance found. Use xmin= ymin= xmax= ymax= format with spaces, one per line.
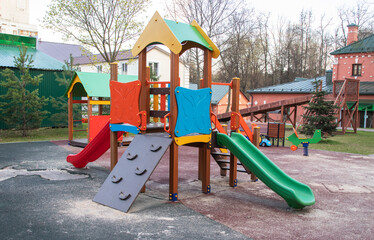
xmin=149 ymin=62 xmax=159 ymax=76
xmin=97 ymin=65 xmax=102 ymax=73
xmin=122 ymin=63 xmax=128 ymax=74
xmin=352 ymin=64 xmax=362 ymax=76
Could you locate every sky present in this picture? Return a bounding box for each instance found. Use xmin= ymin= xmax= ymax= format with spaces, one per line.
xmin=29 ymin=0 xmax=363 ymax=44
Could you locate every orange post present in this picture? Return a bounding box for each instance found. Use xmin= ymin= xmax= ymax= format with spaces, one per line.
xmin=110 ymin=128 xmax=118 ymax=171
xmin=199 ymin=78 xmax=204 ymax=88
xmin=221 ymin=124 xmax=228 ymax=176
xmin=169 ymin=52 xmax=179 ymax=201
xmin=87 ymin=96 xmax=92 ymax=143
xmin=139 ymin=49 xmax=147 ymax=115
xmin=200 ymin=49 xmax=212 ymax=193
xmin=68 ymin=91 xmax=73 ymax=141
xmin=153 ymin=83 xmax=159 ymax=122
xmin=198 ymin=78 xmax=203 ymax=181
xmin=160 ymin=83 xmax=166 ymax=123
xmin=230 ymin=77 xmax=240 ymax=187
xmin=251 ymin=127 xmax=260 ymax=181
xmin=145 ymin=67 xmax=151 ymax=123
xmin=110 ymin=63 xmax=118 ymax=171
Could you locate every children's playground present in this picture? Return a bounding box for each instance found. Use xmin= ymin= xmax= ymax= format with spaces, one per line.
xmin=1 ymin=12 xmax=374 ymax=239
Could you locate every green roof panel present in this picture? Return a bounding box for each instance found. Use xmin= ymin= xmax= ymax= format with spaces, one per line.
xmin=247 ymin=76 xmax=374 ymax=96
xmin=0 ymin=44 xmax=64 ymax=70
xmin=164 ymin=19 xmax=212 ymax=51
xmin=247 ymin=76 xmax=328 ymax=94
xmin=67 ymin=72 xmax=138 ymax=97
xmin=331 ymin=34 xmax=374 ymax=55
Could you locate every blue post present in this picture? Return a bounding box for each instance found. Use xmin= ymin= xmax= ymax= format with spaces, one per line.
xmin=302 ymin=142 xmax=309 ymax=156
xmin=169 ymin=193 xmax=178 ymax=201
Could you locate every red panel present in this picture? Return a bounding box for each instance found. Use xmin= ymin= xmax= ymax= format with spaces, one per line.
xmin=89 ymin=115 xmax=110 ymax=141
xmin=110 ymin=80 xmax=141 ymax=125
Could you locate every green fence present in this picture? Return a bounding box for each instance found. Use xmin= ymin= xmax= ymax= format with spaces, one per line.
xmin=0 ymin=67 xmax=69 ymax=129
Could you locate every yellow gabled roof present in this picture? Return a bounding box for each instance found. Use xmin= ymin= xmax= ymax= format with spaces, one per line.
xmin=132 ymin=11 xmax=219 ymax=58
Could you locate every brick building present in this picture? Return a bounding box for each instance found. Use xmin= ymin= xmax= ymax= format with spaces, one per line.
xmin=247 ymin=24 xmax=374 ymax=128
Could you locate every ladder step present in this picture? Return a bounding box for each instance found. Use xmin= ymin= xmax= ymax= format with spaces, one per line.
xmin=216 ymin=160 xmax=242 ymax=165
xmin=221 ymin=167 xmax=248 ymax=173
xmin=211 ymin=152 xmax=230 ymax=157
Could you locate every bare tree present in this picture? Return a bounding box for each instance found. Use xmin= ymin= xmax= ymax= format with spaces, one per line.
xmin=43 ymin=0 xmax=148 ymax=63
xmin=167 ymin=0 xmax=240 ymax=83
xmin=336 ymin=0 xmax=374 ymax=47
xmin=269 ymin=17 xmax=289 ymax=85
xmin=317 ymin=14 xmax=333 ymax=76
xmin=257 ymin=13 xmax=271 ymax=85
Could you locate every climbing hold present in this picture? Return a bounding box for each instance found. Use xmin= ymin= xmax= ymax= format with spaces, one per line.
xmin=119 ymin=192 xmax=131 ymax=200
xmin=135 ymin=167 xmax=147 ymax=176
xmin=126 ymin=152 xmax=138 ymax=160
xmin=111 ymin=175 xmax=122 ymax=183
xmin=150 ymin=144 xmax=162 ymax=152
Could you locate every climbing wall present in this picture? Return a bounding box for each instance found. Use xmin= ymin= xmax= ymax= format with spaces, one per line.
xmin=93 ymin=134 xmax=172 ymax=213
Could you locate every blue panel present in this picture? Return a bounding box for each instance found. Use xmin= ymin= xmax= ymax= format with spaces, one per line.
xmin=174 ymin=87 xmax=212 ymax=137
xmin=110 ymin=123 xmax=140 ymax=134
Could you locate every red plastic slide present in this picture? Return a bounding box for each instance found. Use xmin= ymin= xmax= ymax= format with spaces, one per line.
xmin=67 ymin=121 xmax=123 ymax=168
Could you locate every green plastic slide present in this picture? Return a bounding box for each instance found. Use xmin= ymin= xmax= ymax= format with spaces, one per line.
xmin=216 ymin=132 xmax=315 ymax=209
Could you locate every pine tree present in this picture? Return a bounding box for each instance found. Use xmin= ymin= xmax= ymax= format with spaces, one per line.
xmin=0 ymin=44 xmax=49 ymax=136
xmin=301 ymin=80 xmax=338 ymax=137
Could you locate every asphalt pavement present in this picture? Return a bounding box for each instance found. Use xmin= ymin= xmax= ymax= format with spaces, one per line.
xmin=0 ymin=141 xmax=248 ymax=240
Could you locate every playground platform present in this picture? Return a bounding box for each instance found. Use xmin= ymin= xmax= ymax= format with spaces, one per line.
xmin=0 ymin=140 xmax=373 ymax=239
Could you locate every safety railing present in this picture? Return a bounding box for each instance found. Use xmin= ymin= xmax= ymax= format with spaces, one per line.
xmin=148 ymin=81 xmax=170 ymax=123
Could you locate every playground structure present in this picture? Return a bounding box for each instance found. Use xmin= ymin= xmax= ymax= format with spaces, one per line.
xmin=66 ymin=72 xmax=137 ymax=147
xmin=66 ymin=12 xmax=315 ymax=212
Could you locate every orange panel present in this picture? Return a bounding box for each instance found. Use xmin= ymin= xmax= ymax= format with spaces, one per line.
xmin=110 ymin=80 xmax=141 ymax=126
xmin=89 ymin=115 xmax=111 ymax=141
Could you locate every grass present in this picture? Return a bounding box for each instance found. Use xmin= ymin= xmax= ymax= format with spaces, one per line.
xmin=0 ymin=124 xmax=88 ymax=143
xmin=284 ymin=129 xmax=374 ymax=155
